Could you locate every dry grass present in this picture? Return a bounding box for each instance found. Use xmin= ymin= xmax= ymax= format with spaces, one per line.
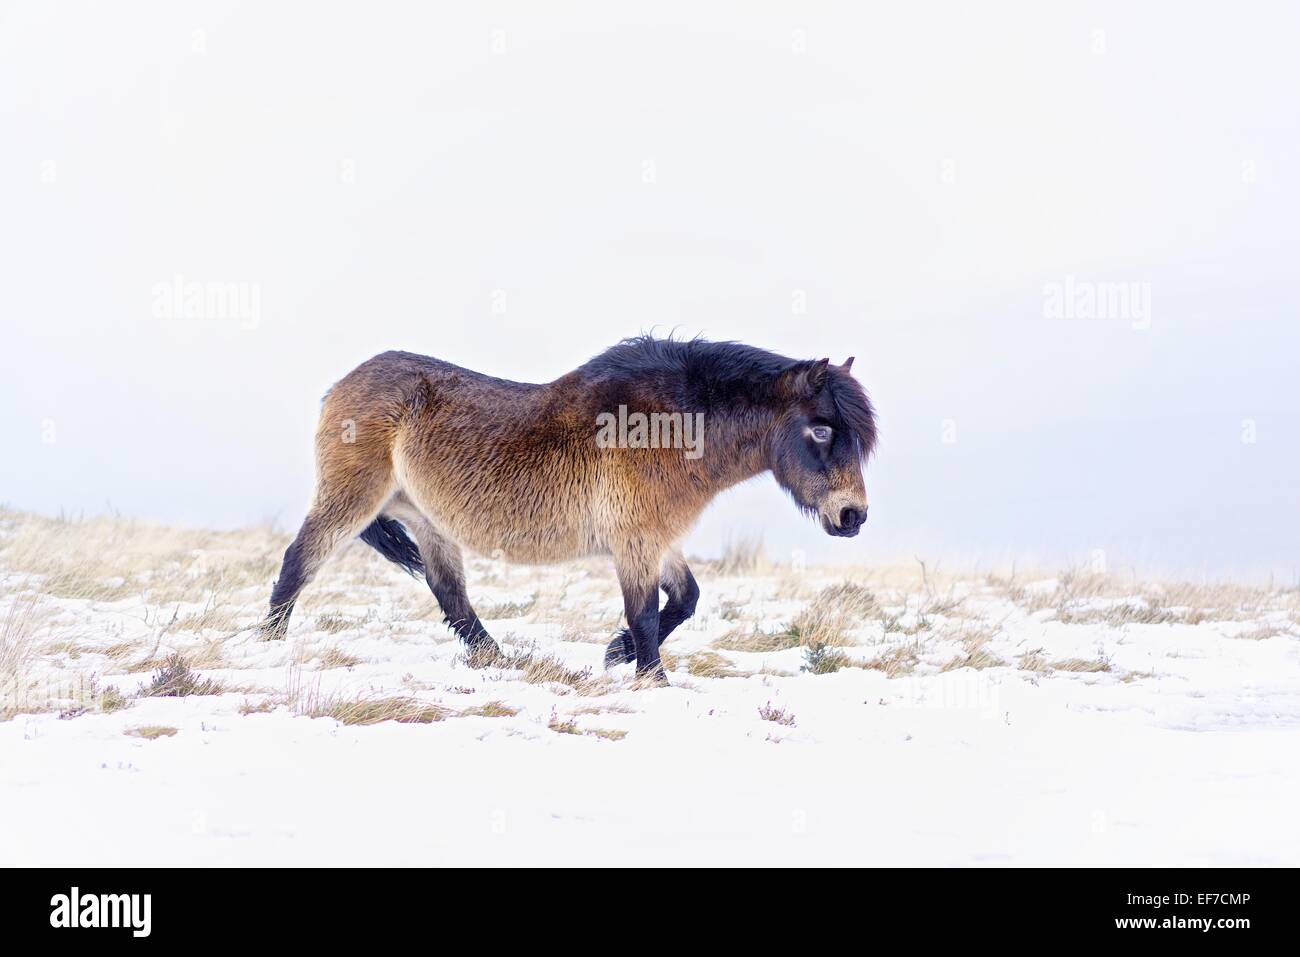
xmin=0 ymin=594 xmax=42 ymax=719
xmin=1120 ymin=669 xmax=1157 ymax=683
xmin=175 ymin=590 xmax=248 ymax=632
xmin=125 ymin=725 xmax=178 ymax=739
xmin=1017 ymin=649 xmax=1051 ymax=673
xmin=782 ymin=583 xmax=877 ymax=647
xmin=583 ymin=726 xmax=627 ymax=741
xmin=571 ymin=703 xmax=636 ymax=716
xmin=1055 ymin=603 xmax=1187 ymax=626
xmin=0 ymin=507 xmax=288 ymax=604
xmin=302 ymin=693 xmax=451 ymax=725
xmin=712 ymin=626 xmax=799 ymax=653
xmin=1233 ymin=624 xmax=1288 ymax=641
xmin=939 ymin=648 xmax=1006 ymax=672
xmin=991 ymin=565 xmax=1284 ymax=628
xmin=666 ymin=650 xmax=742 ymax=678
xmin=315 ymin=613 xmax=362 ymax=634
xmin=460 ymin=700 xmax=519 ymax=718
xmin=238 ymin=698 xmax=278 ymax=715
xmin=1051 ymin=656 xmax=1112 ymax=673
xmin=316 ymin=645 xmax=363 ymax=669
xmin=495 ymin=648 xmax=606 ymax=694
xmin=548 ymin=711 xmax=580 ymax=734
xmin=710 ymin=534 xmax=766 ymax=575
xmin=863 ymin=644 xmax=921 ymax=678
xmin=548 ymin=709 xmax=626 ymax=740
xmin=477 ymin=596 xmax=538 ymax=619
xmin=939 ymin=623 xmax=1006 ymax=671
xmin=5 ymin=505 xmax=1297 ymax=739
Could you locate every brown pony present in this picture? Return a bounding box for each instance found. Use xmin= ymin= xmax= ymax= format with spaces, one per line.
xmin=262 ymin=336 xmax=876 ymax=683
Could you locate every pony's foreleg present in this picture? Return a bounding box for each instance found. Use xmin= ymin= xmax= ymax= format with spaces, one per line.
xmin=604 ymin=552 xmax=700 ymax=667
xmin=613 ymin=548 xmax=666 ymax=684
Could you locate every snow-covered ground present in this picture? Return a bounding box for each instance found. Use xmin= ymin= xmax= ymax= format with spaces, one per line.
xmin=2 ymin=509 xmax=1298 ymax=866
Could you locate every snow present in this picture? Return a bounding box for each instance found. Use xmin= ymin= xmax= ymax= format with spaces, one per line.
xmin=2 ymin=534 xmax=1299 ymax=866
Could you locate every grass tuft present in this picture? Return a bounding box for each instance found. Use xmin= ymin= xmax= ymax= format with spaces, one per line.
xmin=126 ymin=725 xmax=178 ymax=739
xmin=460 ymin=700 xmax=519 ymax=718
xmin=1051 ymin=656 xmax=1112 ymax=673
xmin=303 ymin=693 xmax=450 ymax=725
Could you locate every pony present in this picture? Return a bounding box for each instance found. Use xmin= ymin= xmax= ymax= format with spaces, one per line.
xmin=262 ymin=336 xmax=877 ymax=683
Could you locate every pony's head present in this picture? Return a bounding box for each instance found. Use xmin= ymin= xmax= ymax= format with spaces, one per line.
xmin=770 ymin=357 xmax=876 ymax=537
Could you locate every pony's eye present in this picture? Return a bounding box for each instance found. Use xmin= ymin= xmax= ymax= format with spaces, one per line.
xmin=810 ymin=426 xmax=832 ymax=443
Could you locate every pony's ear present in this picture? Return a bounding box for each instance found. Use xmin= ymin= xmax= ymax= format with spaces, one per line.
xmin=841 ymin=356 xmax=855 ymax=372
xmin=780 ymin=358 xmax=830 ymax=399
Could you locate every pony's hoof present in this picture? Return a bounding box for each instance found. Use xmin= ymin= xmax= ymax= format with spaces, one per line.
xmin=464 ymin=640 xmax=503 ymax=669
xmin=631 ymin=666 xmax=670 ymax=689
xmin=604 ymin=629 xmax=635 ymax=668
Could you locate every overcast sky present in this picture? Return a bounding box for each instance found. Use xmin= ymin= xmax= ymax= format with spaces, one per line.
xmin=2 ymin=1 xmax=1297 ymax=580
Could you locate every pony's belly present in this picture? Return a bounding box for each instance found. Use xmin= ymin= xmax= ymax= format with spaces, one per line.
xmin=454 ymin=521 xmax=600 ymax=565
xmin=393 ymin=440 xmax=602 ymax=564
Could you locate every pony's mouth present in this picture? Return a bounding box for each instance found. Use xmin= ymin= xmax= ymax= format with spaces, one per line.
xmin=822 ymin=517 xmax=861 ymax=538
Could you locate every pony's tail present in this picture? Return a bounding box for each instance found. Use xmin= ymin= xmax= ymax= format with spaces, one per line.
xmin=358 ymin=517 xmax=425 ymax=577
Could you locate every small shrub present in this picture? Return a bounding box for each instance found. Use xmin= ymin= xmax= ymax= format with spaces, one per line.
xmin=801 ymin=641 xmax=849 ymax=675
xmin=99 ymin=684 xmax=130 ymax=713
xmin=757 ymin=701 xmax=796 ymax=726
xmin=548 ymin=709 xmax=581 ymax=735
xmin=548 ymin=708 xmax=626 ymax=739
xmin=140 ymin=653 xmax=226 ymax=697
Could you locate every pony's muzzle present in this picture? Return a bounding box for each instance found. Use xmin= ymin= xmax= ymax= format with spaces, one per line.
xmin=826 ymin=505 xmax=866 ymax=537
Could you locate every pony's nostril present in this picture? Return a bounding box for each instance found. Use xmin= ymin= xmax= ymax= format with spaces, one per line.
xmin=840 ymin=507 xmax=860 ymax=529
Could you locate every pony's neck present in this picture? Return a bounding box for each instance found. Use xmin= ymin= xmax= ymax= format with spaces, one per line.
xmin=698 ymin=405 xmax=777 ymax=489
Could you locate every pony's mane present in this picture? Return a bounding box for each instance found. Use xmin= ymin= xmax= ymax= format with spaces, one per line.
xmin=582 ymin=335 xmax=877 ymax=460
xmin=824 ymin=364 xmax=879 ymax=462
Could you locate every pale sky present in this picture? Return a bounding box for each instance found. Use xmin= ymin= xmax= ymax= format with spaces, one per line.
xmin=2 ymin=1 xmax=1297 ymax=580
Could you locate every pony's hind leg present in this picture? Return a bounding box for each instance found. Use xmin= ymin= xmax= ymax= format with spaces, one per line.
xmin=262 ymin=489 xmax=391 ymax=638
xmin=605 ymin=550 xmax=699 ymax=667
xmin=385 ymin=496 xmax=500 ymax=663
xmin=262 ymin=477 xmax=394 ymax=639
